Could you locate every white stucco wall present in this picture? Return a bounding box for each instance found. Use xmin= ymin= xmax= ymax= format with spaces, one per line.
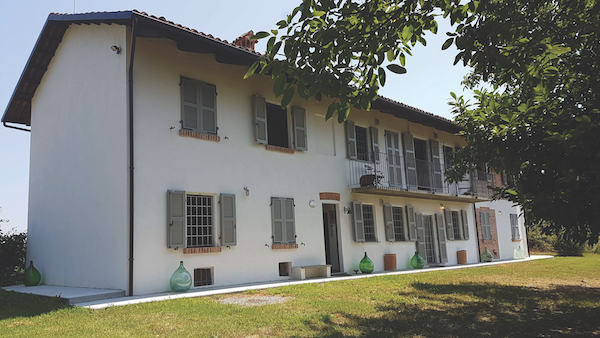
xmin=475 ymin=200 xmax=528 ymax=260
xmin=27 ymin=23 xmax=129 ymax=290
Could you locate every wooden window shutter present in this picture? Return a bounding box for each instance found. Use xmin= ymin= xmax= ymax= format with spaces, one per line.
xmin=346 ymin=121 xmax=357 ymax=159
xmin=383 ymin=203 xmax=394 ymax=242
xmin=461 ymin=210 xmax=470 ymax=240
xmin=370 ymin=127 xmax=380 ymax=162
xmin=220 ymin=193 xmax=236 ymax=246
xmin=352 ymin=201 xmax=365 ymax=242
xmin=510 ymin=213 xmax=520 ymax=240
xmin=181 ymin=78 xmax=199 ymax=131
xmin=402 ymin=133 xmax=418 ymax=190
xmin=436 ymin=213 xmax=448 ymax=263
xmin=284 ymin=198 xmax=296 ymax=243
xmin=430 ymin=140 xmax=443 ymax=192
xmin=444 ymin=209 xmax=454 ymax=241
xmin=253 ymin=95 xmax=268 ymax=144
xmin=415 ymin=212 xmax=426 ymax=259
xmin=201 ymin=83 xmax=217 ymax=134
xmin=292 ymin=107 xmax=308 ymax=151
xmin=167 ymin=190 xmax=187 ymax=249
xmin=406 ymin=205 xmax=417 ymax=241
xmin=271 ymin=197 xmax=284 ymax=243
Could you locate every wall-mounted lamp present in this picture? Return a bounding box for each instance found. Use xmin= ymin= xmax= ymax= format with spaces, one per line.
xmin=343 ymin=206 xmax=352 ymax=214
xmin=498 ymin=210 xmax=503 ymax=215
xmin=110 ymin=45 xmax=122 ymax=54
xmin=375 ymin=118 xmax=380 ymax=126
xmin=379 ymin=199 xmax=385 ymax=205
xmin=243 ymin=186 xmax=250 ymax=196
xmin=440 ymin=203 xmax=445 ymax=210
xmin=301 ymin=242 xmax=306 ymax=246
xmin=265 ymin=243 xmax=270 ymax=248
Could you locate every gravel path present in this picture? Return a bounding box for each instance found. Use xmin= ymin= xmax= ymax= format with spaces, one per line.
xmin=218 ymin=294 xmax=292 ymax=306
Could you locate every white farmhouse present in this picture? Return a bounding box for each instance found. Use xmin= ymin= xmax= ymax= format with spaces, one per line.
xmin=2 ymin=11 xmax=528 ymax=296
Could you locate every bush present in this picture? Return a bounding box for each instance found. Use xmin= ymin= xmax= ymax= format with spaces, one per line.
xmin=588 ymin=241 xmax=600 ymax=254
xmin=553 ymin=236 xmax=585 ymax=256
xmin=0 ymin=227 xmax=27 ymax=286
xmin=526 ymin=226 xmax=555 ymax=253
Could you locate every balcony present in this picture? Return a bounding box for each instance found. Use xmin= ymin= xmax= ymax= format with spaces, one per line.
xmin=348 ymin=152 xmax=495 ymax=202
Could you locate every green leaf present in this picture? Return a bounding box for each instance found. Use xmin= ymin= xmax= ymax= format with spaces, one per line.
xmin=270 ymin=30 xmax=278 ymax=36
xmin=337 ymin=104 xmax=351 ymax=123
xmin=243 ymin=61 xmax=260 ymax=79
xmin=378 ymin=67 xmax=386 ymax=86
xmin=312 ymin=10 xmax=326 ymax=17
xmin=273 ymin=75 xmax=286 ymax=97
xmin=401 ymin=25 xmax=414 ymax=41
xmin=325 ymin=102 xmax=337 ymax=121
xmin=386 ymin=50 xmax=395 ymax=62
xmin=251 ymin=31 xmax=270 ymax=40
xmin=442 ymin=38 xmax=454 ymax=50
xmin=276 ymin=20 xmax=287 ymax=28
xmin=506 ymin=189 xmax=518 ymax=196
xmin=387 ymin=64 xmax=407 ymax=74
xmin=399 ymin=53 xmax=406 ymax=66
xmin=280 ymin=86 xmax=295 ymax=108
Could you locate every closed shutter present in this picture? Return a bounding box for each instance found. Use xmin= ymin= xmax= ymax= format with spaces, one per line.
xmin=346 ymin=121 xmax=357 ymax=159
xmin=406 ymin=205 xmax=417 ymax=241
xmin=415 ymin=212 xmax=426 ymax=259
xmin=292 ymin=106 xmax=307 ymax=151
xmin=167 ymin=190 xmax=187 ymax=249
xmin=284 ymin=198 xmax=296 ymax=243
xmin=480 ymin=211 xmax=491 ymax=240
xmin=383 ymin=203 xmax=394 ymax=242
xmin=220 ymin=193 xmax=236 ymax=246
xmin=430 ymin=140 xmax=443 ymax=192
xmin=201 ymin=84 xmax=217 ymax=134
xmin=352 ymin=201 xmax=365 ymax=242
xmin=370 ymin=127 xmax=379 ymax=162
xmin=444 ymin=209 xmax=454 ymax=241
xmin=461 ymin=210 xmax=470 ymax=240
xmin=271 ymin=197 xmax=284 ymax=243
xmin=436 ymin=213 xmax=448 ymax=263
xmin=402 ymin=133 xmax=418 ymax=190
xmin=181 ymin=78 xmax=199 ymax=131
xmin=510 ymin=213 xmax=520 ymax=239
xmin=254 ymin=95 xmax=268 ymax=144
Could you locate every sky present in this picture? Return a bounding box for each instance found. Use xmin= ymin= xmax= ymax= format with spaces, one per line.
xmin=0 ymin=0 xmax=471 ymax=233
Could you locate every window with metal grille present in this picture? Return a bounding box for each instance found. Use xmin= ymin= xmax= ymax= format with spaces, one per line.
xmin=194 ymin=268 xmax=213 ymax=287
xmin=451 ymin=211 xmax=461 ymax=239
xmin=355 ymin=126 xmax=369 ymax=161
xmin=362 ymin=204 xmax=376 ymax=241
xmin=392 ymin=206 xmax=406 ymax=241
xmin=186 ymin=194 xmax=213 ymax=247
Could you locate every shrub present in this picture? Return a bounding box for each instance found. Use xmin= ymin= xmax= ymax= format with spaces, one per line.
xmin=526 ymin=226 xmax=555 ymax=253
xmin=553 ymin=236 xmax=585 ymax=256
xmin=0 ymin=227 xmax=27 ymax=286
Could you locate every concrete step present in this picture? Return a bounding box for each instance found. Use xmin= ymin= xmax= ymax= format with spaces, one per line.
xmin=2 ymin=285 xmax=126 ymax=305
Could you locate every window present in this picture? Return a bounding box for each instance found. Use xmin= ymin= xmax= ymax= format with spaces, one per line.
xmin=167 ymin=191 xmax=236 ymax=249
xmin=451 ymin=211 xmax=461 ymax=239
xmin=480 ymin=211 xmax=492 ymax=240
xmin=345 ymin=121 xmax=379 ymax=161
xmin=181 ymin=77 xmax=217 ymax=134
xmin=362 ymin=205 xmax=376 ymax=241
xmin=383 ymin=204 xmax=409 ymax=242
xmin=444 ymin=209 xmax=470 ymax=241
xmin=271 ymin=197 xmax=296 ymax=244
xmin=253 ymin=96 xmax=307 ymax=150
xmin=355 ymin=126 xmax=369 ymax=161
xmin=510 ymin=213 xmax=520 ymax=240
xmin=351 ymin=201 xmax=377 ymax=242
xmin=194 ymin=268 xmax=213 ymax=286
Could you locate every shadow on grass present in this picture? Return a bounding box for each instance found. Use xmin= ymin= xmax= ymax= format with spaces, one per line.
xmin=0 ymin=290 xmax=71 ymax=321
xmin=308 ymin=282 xmax=600 ymax=338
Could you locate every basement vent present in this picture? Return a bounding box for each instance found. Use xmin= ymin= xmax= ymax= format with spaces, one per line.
xmin=279 ymin=262 xmax=291 ymax=276
xmin=194 ymin=268 xmax=213 ymax=287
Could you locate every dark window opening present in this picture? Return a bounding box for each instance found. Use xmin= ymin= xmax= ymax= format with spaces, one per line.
xmin=414 ymin=138 xmax=431 ymax=189
xmin=355 ymin=126 xmax=369 ymax=161
xmin=279 ymin=262 xmax=291 ymax=276
xmin=194 ymin=268 xmax=213 ymax=286
xmin=266 ymin=103 xmax=289 ymax=148
xmin=392 ymin=206 xmax=406 ymax=241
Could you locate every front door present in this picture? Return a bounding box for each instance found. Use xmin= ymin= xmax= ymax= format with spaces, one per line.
xmin=322 ymin=204 xmax=340 ymax=272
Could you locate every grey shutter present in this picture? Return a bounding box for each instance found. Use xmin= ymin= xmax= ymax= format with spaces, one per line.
xmin=201 ymin=83 xmax=217 ymax=134
xmin=352 ymin=201 xmax=365 ymax=242
xmin=346 ymin=121 xmax=357 ymax=159
xmin=444 ymin=209 xmax=454 ymax=241
xmin=370 ymin=127 xmax=379 ymax=162
xmin=436 ymin=213 xmax=448 ymax=263
xmin=383 ymin=203 xmax=394 ymax=242
xmin=181 ymin=78 xmax=199 ymax=131
xmin=406 ymin=205 xmax=417 ymax=241
xmin=461 ymin=210 xmax=470 ymax=240
xmin=402 ymin=133 xmax=418 ymax=190
xmin=292 ymin=107 xmax=307 ymax=151
xmin=254 ymin=95 xmax=268 ymax=144
xmin=220 ymin=193 xmax=236 ymax=246
xmin=510 ymin=214 xmax=520 ymax=239
xmin=415 ymin=212 xmax=426 ymax=259
xmin=386 ymin=131 xmax=403 ymax=187
xmin=284 ymin=198 xmax=296 ymax=243
xmin=430 ymin=140 xmax=443 ymax=192
xmin=167 ymin=190 xmax=186 ymax=249
xmin=271 ymin=197 xmax=284 ymax=243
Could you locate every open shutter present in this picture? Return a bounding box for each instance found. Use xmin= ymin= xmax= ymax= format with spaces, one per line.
xmin=292 ymin=107 xmax=307 ymax=151
xmin=253 ymin=95 xmax=268 ymax=144
xmin=406 ymin=205 xmax=417 ymax=241
xmin=346 ymin=121 xmax=357 ymax=159
xmin=510 ymin=214 xmax=520 ymax=239
xmin=461 ymin=210 xmax=470 ymax=240
xmin=167 ymin=190 xmax=186 ymax=249
xmin=352 ymin=201 xmax=365 ymax=242
xmin=383 ymin=204 xmax=394 ymax=242
xmin=271 ymin=197 xmax=283 ymax=243
xmin=284 ymin=198 xmax=296 ymax=243
xmin=402 ymin=133 xmax=418 ymax=190
xmin=444 ymin=210 xmax=454 ymax=240
xmin=201 ymin=84 xmax=217 ymax=134
xmin=370 ymin=127 xmax=380 ymax=162
xmin=430 ymin=140 xmax=443 ymax=192
xmin=220 ymin=193 xmax=236 ymax=246
xmin=436 ymin=213 xmax=448 ymax=263
xmin=181 ymin=78 xmax=199 ymax=131
xmin=415 ymin=212 xmax=426 ymax=260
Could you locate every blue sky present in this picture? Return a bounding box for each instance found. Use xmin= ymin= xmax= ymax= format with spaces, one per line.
xmin=0 ymin=0 xmax=470 ymax=233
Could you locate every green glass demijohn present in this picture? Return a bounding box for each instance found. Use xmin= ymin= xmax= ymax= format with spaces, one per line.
xmin=515 ymin=246 xmax=526 ymax=259
xmin=410 ymin=251 xmax=425 ymax=269
xmin=170 ymin=261 xmax=192 ymax=292
xmin=359 ymin=252 xmax=374 ymax=274
xmin=23 ymin=260 xmax=41 ymax=286
xmin=481 ymin=247 xmax=493 ymax=262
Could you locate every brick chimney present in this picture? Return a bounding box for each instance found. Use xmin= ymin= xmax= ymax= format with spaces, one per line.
xmin=233 ymin=30 xmax=257 ymax=51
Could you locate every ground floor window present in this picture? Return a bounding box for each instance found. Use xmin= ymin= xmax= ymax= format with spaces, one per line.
xmin=187 ymin=194 xmax=213 ymax=247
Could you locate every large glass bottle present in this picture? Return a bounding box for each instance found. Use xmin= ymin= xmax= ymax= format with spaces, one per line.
xmin=23 ymin=260 xmax=41 ymax=286
xmin=170 ymin=261 xmax=192 ymax=292
xmin=410 ymin=251 xmax=425 ymax=269
xmin=359 ymin=252 xmax=374 ymax=274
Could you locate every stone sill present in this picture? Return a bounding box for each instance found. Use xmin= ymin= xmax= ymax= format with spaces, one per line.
xmin=183 ymin=247 xmax=222 ymax=254
xmin=265 ymin=144 xmax=295 ymax=154
xmin=512 ymin=239 xmax=522 ymax=242
xmin=272 ymin=244 xmax=298 ymax=250
xmin=179 ymin=129 xmax=220 ymax=142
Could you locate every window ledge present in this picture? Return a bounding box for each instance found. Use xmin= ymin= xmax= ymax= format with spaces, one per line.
xmin=183 ymin=247 xmax=222 ymax=254
xmin=179 ymin=129 xmax=220 ymax=142
xmin=265 ymin=144 xmax=295 ymax=154
xmin=272 ymin=244 xmax=298 ymax=249
xmin=512 ymin=239 xmax=522 ymax=242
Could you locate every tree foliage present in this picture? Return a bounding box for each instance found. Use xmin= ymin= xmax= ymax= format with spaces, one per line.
xmin=0 ymin=228 xmax=27 ymax=286
xmin=247 ymin=0 xmax=600 ymax=244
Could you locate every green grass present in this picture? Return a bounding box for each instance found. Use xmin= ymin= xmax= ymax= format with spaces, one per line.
xmin=1 ymin=255 xmax=599 ymax=337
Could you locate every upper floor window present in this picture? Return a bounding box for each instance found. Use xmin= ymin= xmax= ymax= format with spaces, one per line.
xmin=253 ymin=96 xmax=307 ymax=151
xmin=181 ymin=77 xmax=217 ymax=135
xmin=346 ymin=121 xmax=379 ymax=161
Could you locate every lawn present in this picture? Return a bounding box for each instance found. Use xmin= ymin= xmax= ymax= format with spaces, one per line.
xmin=1 ymin=255 xmax=599 ymax=337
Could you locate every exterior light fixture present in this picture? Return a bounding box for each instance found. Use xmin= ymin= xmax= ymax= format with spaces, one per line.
xmin=243 ymin=186 xmax=250 ymax=196
xmin=440 ymin=203 xmax=445 ymax=210
xmin=111 ymin=45 xmax=122 ymax=54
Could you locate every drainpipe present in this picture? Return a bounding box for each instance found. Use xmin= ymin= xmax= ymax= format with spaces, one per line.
xmin=128 ymin=16 xmax=138 ymax=297
xmin=3 ymin=122 xmax=31 ymax=132
xmin=473 ymin=203 xmax=481 ymax=262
